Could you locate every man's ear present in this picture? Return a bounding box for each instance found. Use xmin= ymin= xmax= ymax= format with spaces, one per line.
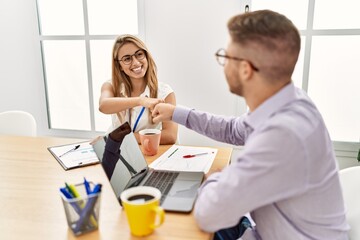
xmin=239 ymin=61 xmax=253 ymax=81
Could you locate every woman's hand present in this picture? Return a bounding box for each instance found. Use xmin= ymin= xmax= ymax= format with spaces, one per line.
xmin=140 ymin=97 xmax=164 ymax=111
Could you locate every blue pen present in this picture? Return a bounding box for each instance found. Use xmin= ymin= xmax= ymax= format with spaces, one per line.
xmin=133 ymin=106 xmax=145 ymax=132
xmin=60 ymin=187 xmax=74 ymax=199
xmin=84 ymin=177 xmax=91 ymax=195
xmin=91 ymin=183 xmax=102 ymax=194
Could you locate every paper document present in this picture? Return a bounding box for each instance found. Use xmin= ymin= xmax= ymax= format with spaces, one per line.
xmin=149 ymin=145 xmax=218 ymax=173
xmin=48 ymin=141 xmax=99 ymax=170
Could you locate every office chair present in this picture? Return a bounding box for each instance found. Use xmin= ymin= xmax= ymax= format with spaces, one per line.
xmin=0 ymin=110 xmax=37 ymax=136
xmin=339 ymin=166 xmax=360 ymax=239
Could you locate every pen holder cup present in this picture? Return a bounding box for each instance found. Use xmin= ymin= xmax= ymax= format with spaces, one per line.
xmin=60 ymin=182 xmax=101 ymax=236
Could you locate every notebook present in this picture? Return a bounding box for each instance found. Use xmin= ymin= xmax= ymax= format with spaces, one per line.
xmin=92 ymin=122 xmax=204 ymax=213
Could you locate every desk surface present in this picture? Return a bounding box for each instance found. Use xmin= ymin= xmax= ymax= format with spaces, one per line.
xmin=0 ymin=135 xmax=232 ymax=240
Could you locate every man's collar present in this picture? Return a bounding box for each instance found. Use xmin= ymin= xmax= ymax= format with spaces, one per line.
xmin=244 ymin=82 xmax=296 ymax=130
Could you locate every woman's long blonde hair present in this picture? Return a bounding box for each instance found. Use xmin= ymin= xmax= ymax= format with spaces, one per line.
xmin=112 ymin=34 xmax=158 ymax=99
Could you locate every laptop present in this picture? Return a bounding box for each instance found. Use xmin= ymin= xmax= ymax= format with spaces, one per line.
xmin=93 ymin=122 xmax=204 ymax=213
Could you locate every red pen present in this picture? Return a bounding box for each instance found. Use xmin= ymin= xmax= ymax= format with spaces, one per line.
xmin=183 ymin=152 xmax=211 ymax=158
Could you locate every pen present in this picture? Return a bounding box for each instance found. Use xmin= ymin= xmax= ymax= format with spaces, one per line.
xmin=168 ymin=148 xmax=179 ymax=158
xmin=183 ymin=152 xmax=211 ymax=158
xmin=133 ymin=106 xmax=145 ymax=132
xmin=60 ymin=187 xmax=74 ymax=199
xmin=59 ymin=144 xmax=80 ymax=157
xmin=84 ymin=177 xmax=92 ymax=195
xmin=91 ymin=183 xmax=102 ymax=194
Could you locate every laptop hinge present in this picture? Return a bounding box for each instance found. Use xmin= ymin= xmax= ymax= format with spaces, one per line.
xmin=125 ymin=167 xmax=149 ymax=189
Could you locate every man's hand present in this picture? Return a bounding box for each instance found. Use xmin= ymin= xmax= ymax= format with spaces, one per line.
xmin=152 ymin=103 xmax=176 ymax=124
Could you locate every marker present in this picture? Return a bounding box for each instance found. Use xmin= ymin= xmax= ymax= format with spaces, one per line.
xmin=168 ymin=148 xmax=179 ymax=158
xmin=59 ymin=145 xmax=80 ymax=157
xmin=64 ymin=182 xmax=75 ymax=198
xmin=65 ymin=182 xmax=81 ymax=198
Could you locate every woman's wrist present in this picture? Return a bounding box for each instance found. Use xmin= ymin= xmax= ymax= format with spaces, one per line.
xmin=138 ymin=96 xmax=144 ymax=106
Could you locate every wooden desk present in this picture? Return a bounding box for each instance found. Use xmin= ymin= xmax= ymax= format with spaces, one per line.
xmin=0 ymin=135 xmax=232 ymax=240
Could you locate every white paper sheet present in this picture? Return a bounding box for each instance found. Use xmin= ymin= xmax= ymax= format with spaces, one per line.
xmin=149 ymin=145 xmax=218 ymax=173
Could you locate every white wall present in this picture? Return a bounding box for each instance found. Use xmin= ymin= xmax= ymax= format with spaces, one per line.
xmin=0 ymin=0 xmax=49 ymax=136
xmin=143 ymin=0 xmax=248 ymax=147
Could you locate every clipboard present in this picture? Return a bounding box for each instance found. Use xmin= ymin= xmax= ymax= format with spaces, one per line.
xmin=48 ymin=141 xmax=100 ymax=170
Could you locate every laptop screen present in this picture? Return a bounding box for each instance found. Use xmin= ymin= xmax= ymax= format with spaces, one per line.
xmin=92 ymin=122 xmax=149 ymax=200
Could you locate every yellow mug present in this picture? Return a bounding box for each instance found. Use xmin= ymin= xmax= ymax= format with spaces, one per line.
xmin=120 ymin=186 xmax=165 ymax=236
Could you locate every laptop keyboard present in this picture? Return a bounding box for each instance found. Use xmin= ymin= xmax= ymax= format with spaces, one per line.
xmin=143 ymin=171 xmax=179 ymax=203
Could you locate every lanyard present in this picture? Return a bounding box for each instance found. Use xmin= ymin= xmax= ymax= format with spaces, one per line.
xmin=133 ymin=107 xmax=145 ymax=132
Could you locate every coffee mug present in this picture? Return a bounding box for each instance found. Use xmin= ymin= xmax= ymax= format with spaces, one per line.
xmin=139 ymin=129 xmax=161 ymax=156
xmin=120 ymin=186 xmax=165 ymax=236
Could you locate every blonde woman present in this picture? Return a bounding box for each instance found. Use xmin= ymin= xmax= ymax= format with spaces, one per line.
xmin=99 ymin=34 xmax=177 ymax=144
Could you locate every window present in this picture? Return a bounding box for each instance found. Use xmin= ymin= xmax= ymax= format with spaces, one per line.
xmin=36 ymin=0 xmax=140 ymax=133
xmin=252 ymin=0 xmax=360 ymax=150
